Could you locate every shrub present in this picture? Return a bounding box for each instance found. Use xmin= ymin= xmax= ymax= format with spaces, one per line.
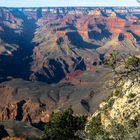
xmin=108 ymin=98 xmax=115 ymax=108
xmin=125 ymin=56 xmax=140 ymax=69
xmin=104 ymin=53 xmax=140 ymax=86
xmin=113 ymin=86 xmax=122 ymax=97
xmin=127 ymin=93 xmax=136 ymax=99
xmin=42 ymin=107 xmax=87 ymax=140
xmin=84 ymin=113 xmax=109 ymax=140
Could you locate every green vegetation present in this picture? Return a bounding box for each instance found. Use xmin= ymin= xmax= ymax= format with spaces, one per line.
xmin=82 ymin=113 xmax=109 ymax=140
xmin=125 ymin=56 xmax=140 ymax=69
xmin=77 ymin=113 xmax=140 ymax=140
xmin=127 ymin=93 xmax=136 ymax=99
xmin=86 ymin=113 xmax=104 ymax=136
xmin=42 ymin=107 xmax=87 ymax=140
xmin=104 ymin=52 xmax=140 ymax=86
xmin=76 ymin=113 xmax=109 ymax=140
xmin=42 ymin=53 xmax=140 ymax=140
xmin=76 ymin=53 xmax=140 ymax=140
xmin=113 ymin=86 xmax=122 ymax=97
xmin=107 ymin=98 xmax=115 ymax=108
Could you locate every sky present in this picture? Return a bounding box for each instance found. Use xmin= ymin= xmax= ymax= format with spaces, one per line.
xmin=0 ymin=0 xmax=140 ymax=7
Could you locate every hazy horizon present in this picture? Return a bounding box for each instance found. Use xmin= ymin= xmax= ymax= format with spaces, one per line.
xmin=0 ymin=0 xmax=140 ymax=8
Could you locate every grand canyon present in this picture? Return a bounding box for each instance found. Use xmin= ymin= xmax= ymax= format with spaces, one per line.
xmin=0 ymin=7 xmax=140 ymax=139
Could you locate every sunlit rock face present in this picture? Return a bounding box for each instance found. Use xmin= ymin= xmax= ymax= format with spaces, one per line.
xmin=0 ymin=7 xmax=140 ymax=83
xmin=87 ymin=79 xmax=140 ymax=133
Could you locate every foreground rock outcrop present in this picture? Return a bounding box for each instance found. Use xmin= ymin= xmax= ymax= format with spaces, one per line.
xmin=83 ymin=79 xmax=140 ymax=140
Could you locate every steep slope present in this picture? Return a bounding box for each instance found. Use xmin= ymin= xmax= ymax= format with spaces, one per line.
xmin=84 ymin=80 xmax=140 ymax=140
xmin=0 ymin=9 xmax=36 ymax=81
xmin=81 ymin=55 xmax=140 ymax=139
xmin=0 ymin=8 xmax=140 ymax=83
xmin=0 ymin=66 xmax=112 ymax=125
xmin=31 ymin=8 xmax=140 ymax=83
